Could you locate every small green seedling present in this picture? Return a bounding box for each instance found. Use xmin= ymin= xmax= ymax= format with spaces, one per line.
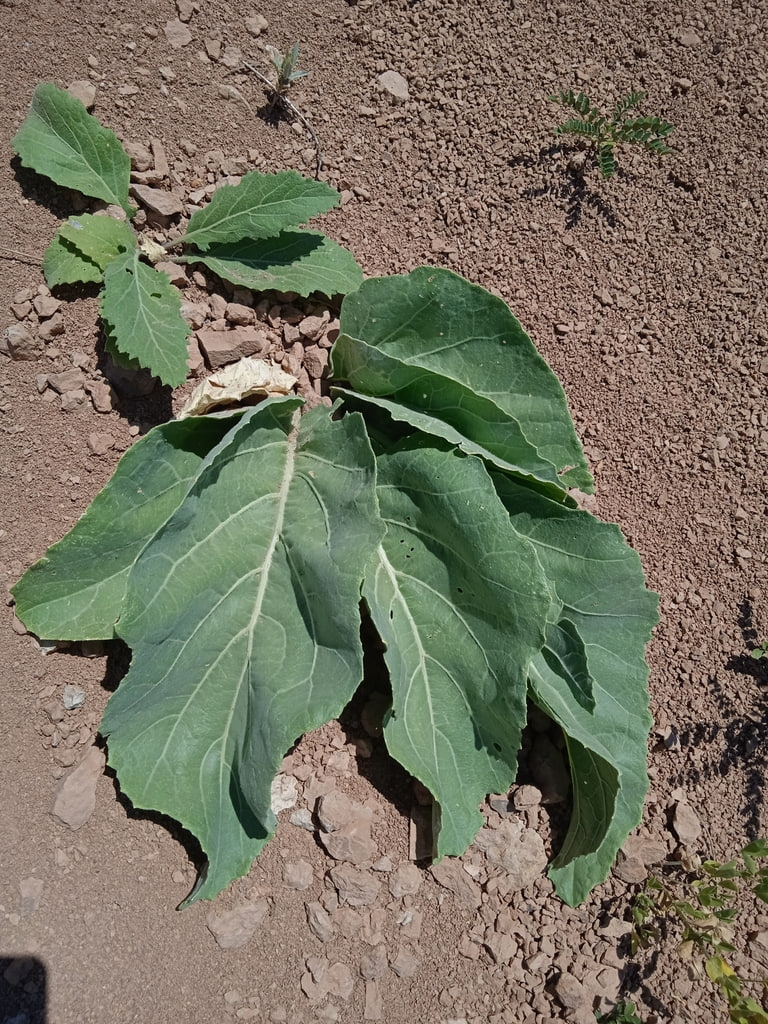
xmin=549 ymin=90 xmax=675 ymax=179
xmin=596 ymin=1000 xmax=644 ymax=1024
xmin=750 ymin=641 xmax=768 ymax=661
xmin=265 ymin=42 xmax=309 ymax=98
xmin=632 ymin=840 xmax=768 ymax=1023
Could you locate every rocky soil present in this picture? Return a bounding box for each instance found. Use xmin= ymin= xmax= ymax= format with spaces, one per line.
xmin=1 ymin=0 xmax=767 ymax=1023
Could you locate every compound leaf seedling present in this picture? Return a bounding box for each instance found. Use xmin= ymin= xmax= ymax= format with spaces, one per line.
xmin=549 ymin=89 xmax=675 ymax=179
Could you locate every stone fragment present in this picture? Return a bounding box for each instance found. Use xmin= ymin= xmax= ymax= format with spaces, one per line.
xmin=150 ymin=138 xmax=170 ymax=179
xmin=19 ymin=877 xmax=44 ymax=918
xmin=458 ymin=933 xmax=481 ymax=960
xmin=621 ymin=836 xmax=667 ymax=866
xmin=334 ymin=906 xmax=364 ymax=939
xmin=484 ymin=929 xmax=517 ymax=965
xmin=206 ymin=899 xmax=269 ymax=949
xmin=364 ymin=979 xmax=383 ymax=1020
xmin=204 ymin=37 xmax=222 ymax=60
xmin=37 ymin=313 xmax=65 ymax=342
xmin=3 ymin=323 xmax=44 ymax=360
xmin=429 ymin=860 xmax=482 ymax=909
xmin=329 ymin=864 xmax=381 ymax=906
xmin=86 ymin=380 xmax=116 ymax=413
xmin=678 ymin=27 xmax=702 ymax=46
xmin=87 ymin=432 xmax=115 ymax=456
xmin=50 ymin=744 xmax=105 ymax=829
xmin=130 ymin=184 xmax=184 ymax=217
xmin=672 ymin=801 xmax=702 ymax=844
xmin=377 ymin=70 xmax=409 ymax=102
xmin=317 ymin=791 xmax=377 ymax=865
xmin=513 ymin=784 xmax=543 ymax=808
xmin=303 ymin=344 xmax=329 ymax=380
xmin=613 ymin=854 xmax=647 ymax=884
xmin=33 ymin=294 xmax=61 ymax=319
xmin=270 ymin=773 xmax=298 ymax=813
xmin=155 ymin=261 xmax=187 ymax=287
xmin=164 ymin=18 xmax=193 ymax=48
xmin=298 ymin=315 xmax=327 ymax=342
xmin=388 ymin=862 xmax=422 ymax=898
xmin=306 ymin=901 xmax=334 ymax=941
xmin=61 ymin=389 xmax=87 ymax=411
xmin=47 ymin=368 xmax=86 ymax=395
xmin=359 ymin=944 xmax=387 ymax=980
xmin=221 ymin=45 xmax=242 ymax=69
xmin=197 ymin=326 xmax=270 ymax=368
xmin=68 ymin=80 xmax=96 ymax=109
xmin=390 ymin=946 xmax=419 ymax=978
xmin=177 ymin=0 xmax=194 ymax=21
xmin=283 ymin=859 xmax=313 ymax=890
xmin=124 ymin=141 xmax=154 ymax=171
xmin=554 ymin=972 xmax=588 ymax=1010
xmin=226 ymin=302 xmax=255 ymax=326
xmin=473 ymin=819 xmax=547 ymax=889
xmin=244 ymin=13 xmax=268 ymax=36
xmin=395 ymin=907 xmax=422 ymax=940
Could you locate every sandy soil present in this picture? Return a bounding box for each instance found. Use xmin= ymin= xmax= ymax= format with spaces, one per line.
xmin=1 ymin=1 xmax=767 ymax=1022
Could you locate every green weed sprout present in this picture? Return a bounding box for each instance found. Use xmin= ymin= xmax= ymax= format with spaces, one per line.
xmin=549 ymin=90 xmax=674 ymax=179
xmin=750 ymin=641 xmax=768 ymax=661
xmin=265 ymin=42 xmax=308 ymax=98
xmin=632 ymin=840 xmax=768 ymax=1024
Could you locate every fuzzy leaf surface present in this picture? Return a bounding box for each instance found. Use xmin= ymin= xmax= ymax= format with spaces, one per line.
xmin=331 ymin=267 xmax=593 ymax=493
xmin=12 ymin=83 xmax=133 ymax=214
xmin=181 ymin=170 xmax=340 ymax=250
xmin=182 ymin=230 xmax=363 ymax=297
xmin=43 ymin=214 xmax=136 ymax=287
xmin=363 ymin=439 xmax=552 ymax=856
xmin=100 ymin=401 xmax=384 ymax=902
xmin=101 ymin=249 xmax=190 ymax=387
xmin=11 ymin=415 xmax=242 ymax=640
xmin=492 ymin=473 xmax=659 ymax=905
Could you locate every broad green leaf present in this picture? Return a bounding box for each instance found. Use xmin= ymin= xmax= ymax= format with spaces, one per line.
xmin=332 ymin=387 xmax=570 ymax=501
xmin=492 ymin=473 xmax=658 ymax=905
xmin=180 ymin=229 xmax=363 ymax=297
xmin=332 ymin=268 xmax=593 ymax=492
xmin=101 ymin=401 xmax=385 ymax=902
xmin=363 ymin=438 xmax=552 ymax=856
xmin=43 ymin=214 xmax=137 ymax=287
xmin=12 ymin=83 xmax=133 ymax=215
xmin=541 ymin=616 xmax=594 ymax=713
xmin=181 ymin=170 xmax=340 ymax=250
xmin=12 ymin=415 xmax=243 ymax=640
xmin=101 ymin=249 xmax=190 ymax=387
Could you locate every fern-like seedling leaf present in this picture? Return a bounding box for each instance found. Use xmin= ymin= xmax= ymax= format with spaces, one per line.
xmin=613 ymin=91 xmax=645 ymax=121
xmin=12 ymin=83 xmax=133 ymax=215
xmin=598 ymin=144 xmax=616 ymax=179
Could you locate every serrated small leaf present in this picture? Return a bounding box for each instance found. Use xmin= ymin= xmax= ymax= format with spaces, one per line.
xmin=43 ymin=214 xmax=136 ymax=288
xmin=11 ymin=415 xmax=243 ymax=640
xmin=100 ymin=401 xmax=384 ymax=901
xmin=58 ymin=213 xmax=136 ymax=269
xmin=12 ymin=83 xmax=133 ymax=214
xmin=181 ymin=229 xmax=363 ymax=297
xmin=43 ymin=233 xmax=103 ymax=287
xmin=182 ymin=170 xmax=340 ymax=250
xmin=101 ymin=249 xmax=190 ymax=387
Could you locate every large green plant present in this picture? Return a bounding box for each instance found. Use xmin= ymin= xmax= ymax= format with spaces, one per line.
xmin=13 ymin=266 xmax=658 ymax=907
xmin=12 ymin=83 xmax=362 ymax=386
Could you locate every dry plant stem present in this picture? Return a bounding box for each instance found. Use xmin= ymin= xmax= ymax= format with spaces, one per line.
xmin=0 ymin=245 xmax=41 ymax=263
xmin=241 ymin=60 xmax=323 ymax=178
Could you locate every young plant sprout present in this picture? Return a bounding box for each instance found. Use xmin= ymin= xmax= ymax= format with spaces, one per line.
xmin=549 ymin=89 xmax=675 ymax=179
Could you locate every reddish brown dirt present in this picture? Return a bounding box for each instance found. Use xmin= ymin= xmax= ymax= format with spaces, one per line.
xmin=1 ymin=1 xmax=767 ymax=1023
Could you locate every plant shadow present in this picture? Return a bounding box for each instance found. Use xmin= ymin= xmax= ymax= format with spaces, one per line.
xmin=516 ymin=144 xmax=618 ymax=230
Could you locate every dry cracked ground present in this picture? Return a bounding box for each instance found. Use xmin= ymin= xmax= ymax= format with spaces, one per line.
xmin=1 ymin=0 xmax=767 ymax=1023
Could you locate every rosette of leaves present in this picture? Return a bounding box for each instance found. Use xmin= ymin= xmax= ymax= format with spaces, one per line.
xmin=12 ymin=83 xmax=362 ymax=387
xmin=549 ymin=89 xmax=675 ymax=179
xmin=13 ymin=267 xmax=659 ymax=908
